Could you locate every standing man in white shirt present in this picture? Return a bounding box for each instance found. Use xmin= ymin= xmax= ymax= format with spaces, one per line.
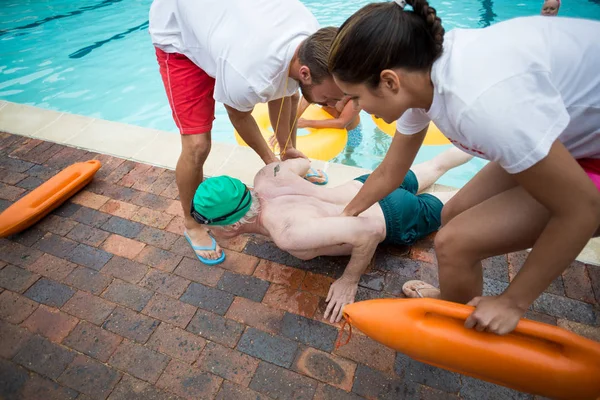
xmin=149 ymin=0 xmax=344 ymax=265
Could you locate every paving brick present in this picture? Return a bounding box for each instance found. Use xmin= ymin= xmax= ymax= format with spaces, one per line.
xmin=33 ymin=232 xmax=79 ymax=259
xmin=142 ymin=292 xmax=197 ymax=328
xmin=164 ymin=200 xmax=183 ymax=217
xmin=313 ymin=383 xmax=364 ymax=400
xmin=66 ymin=223 xmax=110 ymax=247
xmin=508 ymin=251 xmax=565 ymax=295
xmin=91 ymin=181 xmax=139 ymax=203
xmin=375 ymin=253 xmax=421 ymax=275
xmin=8 ymin=227 xmax=45 ymax=247
xmin=482 ymin=278 xmax=510 ymax=297
xmin=523 ymin=310 xmax=557 ymax=325
xmin=0 ymin=320 xmax=33 ymax=358
xmin=236 ymin=327 xmax=298 ymax=368
xmin=215 ymin=381 xmax=270 ymax=400
xmin=104 ymin=160 xmax=136 ymax=183
xmin=24 ymin=277 xmax=75 ymax=307
xmin=16 ymin=176 xmax=43 ymax=190
xmin=587 ymin=264 xmax=600 ymax=304
xmin=101 ymin=216 xmax=145 ymax=239
xmin=352 ymin=364 xmax=407 ymax=400
xmin=197 ymin=341 xmax=259 ymax=386
xmin=132 ymin=207 xmax=174 ymax=229
xmin=0 ymin=181 xmax=26 ymax=200
xmin=14 ymin=335 xmax=76 ymax=379
xmin=0 ymin=264 xmax=39 ymax=292
xmin=334 ymin=331 xmax=396 ymax=373
xmin=557 ymin=319 xmax=600 ymax=342
xmin=15 ymin=141 xmax=62 ymax=164
xmin=482 ymin=255 xmax=510 ymax=282
xmin=0 ymin=167 xmax=27 ymax=184
xmin=217 ymin=271 xmax=270 ymax=302
xmin=136 ymin=246 xmax=183 ymax=272
xmin=225 ymin=296 xmax=285 ymax=335
xmin=21 ymin=374 xmax=79 ymax=400
xmin=107 ymin=374 xmax=184 ymax=400
xmin=27 ymin=253 xmax=76 ymax=280
xmin=99 ymin=199 xmax=140 ymax=219
xmin=45 ymin=146 xmax=88 ymax=170
xmin=301 ymin=272 xmax=334 ymax=297
xmin=63 ymin=320 xmax=122 ymax=362
xmin=147 ymin=170 xmax=176 ymax=196
xmin=118 ymin=163 xmax=153 ymax=188
xmin=102 ymin=280 xmax=153 ymax=311
xmin=160 ymin=179 xmax=179 ymax=199
xmin=220 ymin=250 xmax=260 ymax=275
xmin=533 ymin=292 xmax=597 ymax=325
xmin=0 ymin=358 xmax=29 ymax=399
xmin=173 ymin=256 xmax=224 ymax=286
xmin=0 ymin=290 xmax=38 ymax=323
xmin=254 ymin=260 xmax=305 ymax=289
xmin=293 ymin=347 xmax=356 ymax=391
xmin=180 ymin=282 xmax=234 ymax=315
xmin=156 ymin=359 xmax=223 ymax=400
xmin=52 ymin=201 xmax=81 ymax=218
xmin=101 ymin=234 xmax=146 ymax=259
xmin=26 ymin=163 xmax=59 ymax=180
xmin=249 ymin=361 xmax=318 ymax=400
xmin=358 ymin=271 xmax=386 ymax=291
xmin=101 ymin=256 xmax=148 ymax=283
xmin=281 ymin=312 xmax=339 ymax=352
xmin=109 ymin=340 xmax=170 ymax=383
xmin=420 ymin=385 xmax=461 ymax=400
xmin=137 ymin=226 xmax=179 ymax=250
xmin=0 ymin=240 xmax=43 ymax=267
xmin=562 ymin=262 xmax=595 ymax=304
xmin=262 ymin=284 xmax=320 ymax=318
xmin=140 ymin=269 xmax=190 ymax=297
xmin=37 ymin=215 xmax=79 ymax=236
xmin=147 ymin=322 xmax=206 ymax=363
xmin=459 ymin=376 xmax=533 ymax=400
xmin=131 ymin=192 xmax=172 ymax=212
xmin=102 ymin=307 xmax=160 ymax=343
xmin=169 ymin=236 xmax=198 ymax=258
xmin=58 ymin=354 xmax=121 ymax=400
xmin=72 ymin=206 xmax=112 ymax=228
xmin=71 ymin=190 xmax=110 ymax=210
xmin=64 ymin=266 xmax=112 ymax=295
xmin=164 ymin=215 xmax=185 ymax=235
xmin=396 ymin=353 xmax=461 ymax=393
xmin=131 ymin=166 xmax=166 ymax=192
xmin=0 ymin=156 xmax=34 ymax=172
xmin=22 ymin=304 xmax=79 ymax=342
xmin=62 ymin=291 xmax=116 ymax=325
xmin=187 ymin=308 xmax=244 ymax=348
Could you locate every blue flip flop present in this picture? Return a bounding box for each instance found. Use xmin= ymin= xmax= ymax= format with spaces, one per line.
xmin=184 ymin=231 xmax=226 ymax=266
xmin=304 ymin=167 xmax=329 ymax=185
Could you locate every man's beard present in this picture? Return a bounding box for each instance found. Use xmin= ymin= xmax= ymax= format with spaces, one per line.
xmin=299 ymin=82 xmax=316 ymax=104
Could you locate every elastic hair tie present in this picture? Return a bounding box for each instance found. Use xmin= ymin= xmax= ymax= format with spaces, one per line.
xmin=394 ymin=0 xmax=407 ymax=9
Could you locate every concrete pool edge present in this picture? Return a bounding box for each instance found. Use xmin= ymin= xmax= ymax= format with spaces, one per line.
xmin=1 ymin=99 xmax=599 ymax=265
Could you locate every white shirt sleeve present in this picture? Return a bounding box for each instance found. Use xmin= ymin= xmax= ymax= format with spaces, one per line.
xmin=214 ymin=58 xmax=263 ymax=112
xmin=457 ymin=72 xmax=570 ymax=174
xmin=395 ymin=108 xmax=431 ymax=135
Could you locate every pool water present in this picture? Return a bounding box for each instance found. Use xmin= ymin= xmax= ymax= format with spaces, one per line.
xmin=1 ymin=0 xmax=599 ymax=187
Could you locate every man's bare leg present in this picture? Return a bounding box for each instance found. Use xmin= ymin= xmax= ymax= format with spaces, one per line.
xmin=177 ymin=133 xmax=222 ymax=260
xmin=411 ymin=147 xmax=474 ymax=193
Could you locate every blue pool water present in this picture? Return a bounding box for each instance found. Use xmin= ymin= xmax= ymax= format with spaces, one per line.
xmin=1 ymin=0 xmax=599 ymax=187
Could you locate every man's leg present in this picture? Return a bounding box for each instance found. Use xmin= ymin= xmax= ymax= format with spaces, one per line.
xmin=411 ymin=147 xmax=474 ymax=193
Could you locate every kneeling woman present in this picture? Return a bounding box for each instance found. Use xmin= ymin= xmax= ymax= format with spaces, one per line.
xmin=329 ymin=0 xmax=600 ymax=334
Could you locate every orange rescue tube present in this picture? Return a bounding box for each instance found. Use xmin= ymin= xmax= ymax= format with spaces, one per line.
xmin=0 ymin=160 xmax=101 ymax=237
xmin=342 ymin=298 xmax=600 ymax=400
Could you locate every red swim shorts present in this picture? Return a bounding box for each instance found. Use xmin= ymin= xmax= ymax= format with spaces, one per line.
xmin=578 ymin=158 xmax=600 ymax=191
xmin=155 ymin=47 xmax=216 ymax=135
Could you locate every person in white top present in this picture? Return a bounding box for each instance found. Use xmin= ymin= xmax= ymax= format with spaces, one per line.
xmin=149 ymin=0 xmax=344 ymax=265
xmin=328 ymin=0 xmax=600 ymax=335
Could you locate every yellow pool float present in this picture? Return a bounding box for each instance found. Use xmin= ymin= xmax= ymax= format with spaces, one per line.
xmin=235 ymin=103 xmax=347 ymax=161
xmin=372 ymin=115 xmax=450 ymax=146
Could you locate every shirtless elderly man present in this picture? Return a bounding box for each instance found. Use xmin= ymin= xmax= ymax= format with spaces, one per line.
xmin=192 ymin=148 xmax=472 ymax=322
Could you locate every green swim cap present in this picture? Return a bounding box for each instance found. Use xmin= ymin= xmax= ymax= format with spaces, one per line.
xmin=191 ymin=176 xmax=252 ymax=226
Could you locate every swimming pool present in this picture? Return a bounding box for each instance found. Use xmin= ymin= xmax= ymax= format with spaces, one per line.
xmin=1 ymin=0 xmax=599 ymax=187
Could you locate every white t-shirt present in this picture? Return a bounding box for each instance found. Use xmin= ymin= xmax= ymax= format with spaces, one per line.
xmin=149 ymin=0 xmax=320 ymax=112
xmin=397 ymin=16 xmax=600 ymax=173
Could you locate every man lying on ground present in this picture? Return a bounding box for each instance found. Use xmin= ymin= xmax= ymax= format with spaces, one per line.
xmin=191 ymin=147 xmax=473 ymax=322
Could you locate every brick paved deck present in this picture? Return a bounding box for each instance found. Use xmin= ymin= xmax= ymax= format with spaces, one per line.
xmin=0 ymin=132 xmax=599 ymax=400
